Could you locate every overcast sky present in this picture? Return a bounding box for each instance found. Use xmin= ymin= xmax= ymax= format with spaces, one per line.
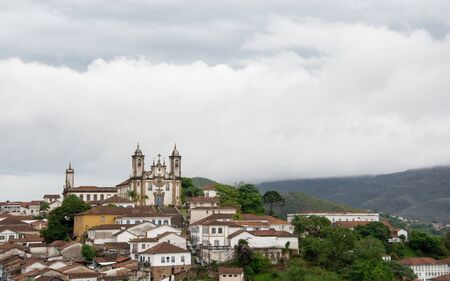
xmin=1 ymin=0 xmax=450 ymax=200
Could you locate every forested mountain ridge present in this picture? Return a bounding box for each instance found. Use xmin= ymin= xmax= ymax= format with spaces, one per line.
xmin=259 ymin=166 xmax=450 ymax=223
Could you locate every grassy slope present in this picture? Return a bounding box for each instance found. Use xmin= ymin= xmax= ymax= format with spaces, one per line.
xmin=191 ymin=176 xmax=217 ymax=188
xmin=273 ymin=191 xmax=362 ymax=218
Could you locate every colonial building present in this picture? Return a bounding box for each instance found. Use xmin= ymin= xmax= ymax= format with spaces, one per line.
xmin=63 ymin=162 xmax=118 ymax=202
xmin=63 ymin=144 xmax=182 ymax=207
xmin=400 ymin=258 xmax=450 ymax=281
xmin=117 ymin=144 xmax=182 ymax=207
xmin=287 ymin=211 xmax=379 ymax=224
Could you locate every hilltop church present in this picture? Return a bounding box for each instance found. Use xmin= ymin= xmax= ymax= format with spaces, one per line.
xmin=63 ymin=144 xmax=182 ymax=207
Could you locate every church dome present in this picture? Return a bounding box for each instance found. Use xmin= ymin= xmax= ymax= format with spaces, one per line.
xmin=172 ymin=144 xmax=180 ymax=156
xmin=134 ymin=144 xmax=143 ymax=155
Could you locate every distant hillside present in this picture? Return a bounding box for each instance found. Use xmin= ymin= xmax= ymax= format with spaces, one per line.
xmin=191 ymin=177 xmax=217 ymax=188
xmin=274 ymin=192 xmax=362 ymax=218
xmin=259 ymin=166 xmax=450 ymax=223
xmin=189 ymin=176 xmax=360 ymax=219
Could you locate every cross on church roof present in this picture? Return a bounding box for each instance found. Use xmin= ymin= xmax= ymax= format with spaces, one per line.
xmin=157 ymin=153 xmax=161 ymax=162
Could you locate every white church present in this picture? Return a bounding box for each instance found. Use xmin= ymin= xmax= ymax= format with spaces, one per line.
xmin=63 ymin=144 xmax=182 ymax=207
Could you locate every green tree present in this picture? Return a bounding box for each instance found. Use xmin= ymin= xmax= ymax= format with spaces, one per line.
xmin=40 ymin=220 xmax=68 ymax=243
xmin=343 ymin=260 xmax=395 ymax=281
xmin=408 ymin=231 xmax=448 ymax=256
xmin=81 ymin=244 xmax=96 ymax=261
xmin=233 ymin=239 xmax=270 ymax=278
xmin=385 ymin=262 xmax=417 ymax=281
xmin=215 ymin=184 xmax=241 ymax=209
xmin=444 ymin=230 xmax=450 ymax=251
xmin=181 ymin=177 xmax=204 ymax=203
xmin=237 ymin=183 xmax=264 ymax=214
xmin=127 ymin=190 xmax=139 ymax=203
xmin=42 ymin=195 xmax=90 ymax=242
xmin=353 ymin=237 xmax=386 ymax=260
xmin=262 ymin=190 xmax=285 ymax=215
xmin=292 ymin=215 xmax=331 ymax=238
xmin=354 ymin=222 xmax=390 ymax=243
xmin=39 ymin=201 xmax=50 ymax=213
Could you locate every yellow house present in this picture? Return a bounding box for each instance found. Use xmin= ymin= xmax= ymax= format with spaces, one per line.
xmin=73 ymin=206 xmax=162 ymax=238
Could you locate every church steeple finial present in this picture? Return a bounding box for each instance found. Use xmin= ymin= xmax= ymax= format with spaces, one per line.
xmin=134 ymin=143 xmax=143 ymax=156
xmin=68 ymin=162 xmax=72 ymax=169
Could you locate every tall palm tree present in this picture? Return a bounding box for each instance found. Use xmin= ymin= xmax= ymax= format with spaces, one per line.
xmin=127 ymin=190 xmax=139 ymax=204
xmin=139 ymin=194 xmax=149 ymax=206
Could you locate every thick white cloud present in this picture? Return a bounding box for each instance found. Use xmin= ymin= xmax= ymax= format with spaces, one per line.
xmin=1 ymin=17 xmax=450 ymax=200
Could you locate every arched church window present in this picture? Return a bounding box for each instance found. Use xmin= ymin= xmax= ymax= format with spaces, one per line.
xmin=175 ymin=160 xmax=179 ymax=168
xmin=166 ymin=183 xmax=170 ymax=191
xmin=138 ymin=159 xmax=141 ymax=167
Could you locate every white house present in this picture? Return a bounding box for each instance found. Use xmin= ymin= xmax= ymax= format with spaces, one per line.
xmin=237 ymin=214 xmax=294 ymax=233
xmin=400 ymin=258 xmax=450 ymax=281
xmin=186 ymin=197 xmax=219 ymax=209
xmin=189 ymin=207 xmax=236 ymax=224
xmin=189 ymin=215 xmax=241 ymax=247
xmin=287 ymin=212 xmax=379 ymax=224
xmin=144 ymin=225 xmax=181 ymax=239
xmin=229 ymin=230 xmax=299 ymax=264
xmin=389 ymin=228 xmax=408 ymax=243
xmin=130 ymin=232 xmax=187 ymax=260
xmin=219 ymin=267 xmax=244 ymax=281
xmin=100 ymin=195 xmax=135 ymax=208
xmin=116 ymin=214 xmax=172 ymax=226
xmin=87 ymin=222 xmax=156 ymax=245
xmin=138 ymin=242 xmax=191 ymax=281
xmin=202 ymin=185 xmax=218 ymax=198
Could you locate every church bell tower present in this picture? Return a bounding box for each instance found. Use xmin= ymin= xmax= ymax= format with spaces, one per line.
xmin=63 ymin=162 xmax=74 ymax=195
xmin=132 ymin=144 xmax=145 ymax=178
xmin=169 ymin=144 xmax=181 ymax=178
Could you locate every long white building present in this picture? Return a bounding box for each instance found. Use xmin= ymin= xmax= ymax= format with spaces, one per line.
xmin=287 ymin=211 xmax=379 ymax=223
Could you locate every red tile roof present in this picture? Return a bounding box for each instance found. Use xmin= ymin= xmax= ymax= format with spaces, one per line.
xmin=67 ymin=186 xmax=118 ymax=192
xmin=140 ymin=242 xmax=189 ymax=254
xmin=400 ymin=257 xmax=444 ymax=266
xmin=186 ymin=197 xmax=219 ymax=203
xmin=218 ymin=267 xmax=243 ymax=275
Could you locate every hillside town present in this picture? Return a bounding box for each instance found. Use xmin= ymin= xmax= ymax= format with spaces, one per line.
xmin=0 ymin=145 xmax=449 ymax=281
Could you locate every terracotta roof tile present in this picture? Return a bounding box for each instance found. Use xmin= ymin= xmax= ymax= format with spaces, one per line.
xmin=218 ymin=267 xmax=243 ymax=275
xmin=140 ymin=242 xmax=189 ymax=254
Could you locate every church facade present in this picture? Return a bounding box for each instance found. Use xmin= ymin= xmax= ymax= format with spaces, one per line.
xmin=63 ymin=144 xmax=182 ymax=207
xmin=116 ymin=144 xmax=182 ymax=207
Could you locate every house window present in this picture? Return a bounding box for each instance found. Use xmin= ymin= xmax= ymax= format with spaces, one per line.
xmin=87 ymin=194 xmax=91 ymax=201
xmin=8 ymin=235 xmax=15 ymax=240
xmin=214 ymin=240 xmax=219 ymax=246
xmin=0 ymin=236 xmax=5 ymax=240
xmin=171 ymin=256 xmax=175 ymax=263
xmin=166 ymin=257 xmax=170 ymax=263
xmin=181 ymin=256 xmax=185 ymax=263
xmin=163 ymin=220 xmax=168 ymax=225
xmin=211 ymin=228 xmax=216 ymax=234
xmin=218 ymin=228 xmax=223 ymax=234
xmin=100 ymin=195 xmax=104 ymax=201
xmin=79 ymin=195 xmax=83 ymax=200
xmin=166 ymin=183 xmax=170 ymax=191
xmin=148 ymin=183 xmax=152 ymax=191
xmin=161 ymin=256 xmax=165 ymax=263
xmin=94 ymin=194 xmax=98 ymax=201
xmin=142 ymin=244 xmax=146 ymax=249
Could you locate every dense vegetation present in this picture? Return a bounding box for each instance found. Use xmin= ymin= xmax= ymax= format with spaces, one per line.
xmin=41 ymin=194 xmax=91 ymax=243
xmin=259 ymin=166 xmax=450 ymax=223
xmin=181 ymin=177 xmax=204 ymax=203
